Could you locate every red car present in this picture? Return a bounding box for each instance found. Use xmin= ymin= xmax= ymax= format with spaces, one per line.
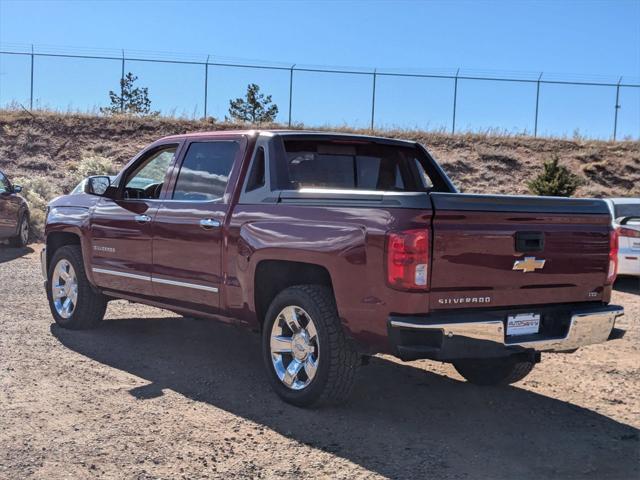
xmin=0 ymin=170 xmax=29 ymax=247
xmin=42 ymin=131 xmax=624 ymax=406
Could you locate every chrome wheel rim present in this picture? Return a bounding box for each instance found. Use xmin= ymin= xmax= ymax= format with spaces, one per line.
xmin=19 ymin=218 xmax=28 ymax=244
xmin=270 ymin=305 xmax=320 ymax=390
xmin=51 ymin=259 xmax=78 ymax=319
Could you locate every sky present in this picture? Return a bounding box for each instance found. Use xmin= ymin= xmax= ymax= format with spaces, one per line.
xmin=0 ymin=0 xmax=639 ymax=139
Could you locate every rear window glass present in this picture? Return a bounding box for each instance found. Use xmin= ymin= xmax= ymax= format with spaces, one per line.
xmin=282 ymin=140 xmax=430 ymax=191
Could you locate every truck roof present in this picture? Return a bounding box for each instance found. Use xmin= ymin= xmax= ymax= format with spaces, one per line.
xmin=159 ymin=129 xmax=417 ymax=146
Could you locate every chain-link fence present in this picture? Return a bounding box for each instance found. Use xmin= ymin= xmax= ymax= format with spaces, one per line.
xmin=1 ymin=44 xmax=639 ymax=140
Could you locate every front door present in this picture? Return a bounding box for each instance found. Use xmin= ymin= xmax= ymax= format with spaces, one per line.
xmin=89 ymin=144 xmax=179 ymax=296
xmin=151 ymin=137 xmax=245 ymax=313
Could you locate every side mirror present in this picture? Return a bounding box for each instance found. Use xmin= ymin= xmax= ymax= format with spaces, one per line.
xmin=84 ymin=176 xmax=111 ymax=196
xmin=12 ymin=185 xmax=23 ymax=193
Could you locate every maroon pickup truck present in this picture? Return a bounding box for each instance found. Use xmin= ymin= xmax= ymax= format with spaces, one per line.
xmin=42 ymin=130 xmax=624 ymax=406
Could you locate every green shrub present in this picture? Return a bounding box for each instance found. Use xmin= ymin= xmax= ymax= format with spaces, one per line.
xmin=12 ymin=176 xmax=57 ymax=240
xmin=68 ymin=154 xmax=119 ymax=187
xmin=527 ymin=156 xmax=583 ymax=197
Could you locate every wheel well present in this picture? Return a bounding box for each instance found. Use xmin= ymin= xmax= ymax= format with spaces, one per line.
xmin=46 ymin=232 xmax=81 ymax=269
xmin=254 ymin=260 xmax=334 ymax=329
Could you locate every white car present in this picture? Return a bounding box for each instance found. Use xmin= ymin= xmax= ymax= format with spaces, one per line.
xmin=606 ymin=198 xmax=640 ymax=278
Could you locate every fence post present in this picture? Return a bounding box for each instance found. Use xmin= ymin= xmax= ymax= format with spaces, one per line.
xmin=452 ymin=68 xmax=460 ymax=134
xmin=288 ymin=64 xmax=295 ymax=127
xmin=613 ymin=76 xmax=622 ymax=141
xmin=204 ymin=54 xmax=209 ymax=119
xmin=370 ymin=69 xmax=377 ymax=132
xmin=29 ymin=45 xmax=34 ymax=110
xmin=534 ymin=72 xmax=543 ymax=137
xmin=120 ymin=50 xmax=125 ymax=113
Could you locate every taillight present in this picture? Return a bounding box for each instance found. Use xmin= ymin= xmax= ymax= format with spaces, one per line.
xmin=606 ymin=228 xmax=618 ymax=285
xmin=386 ymin=229 xmax=429 ymax=291
xmin=618 ymin=226 xmax=640 ymax=238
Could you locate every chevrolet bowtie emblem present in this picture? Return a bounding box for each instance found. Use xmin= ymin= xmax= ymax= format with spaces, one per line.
xmin=513 ymin=256 xmax=546 ymax=273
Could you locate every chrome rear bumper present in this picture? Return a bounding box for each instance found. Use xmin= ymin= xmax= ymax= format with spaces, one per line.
xmin=388 ymin=305 xmax=624 ymax=360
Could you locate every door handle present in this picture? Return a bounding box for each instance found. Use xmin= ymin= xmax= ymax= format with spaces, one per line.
xmin=200 ymin=218 xmax=221 ymax=230
xmin=134 ymin=214 xmax=152 ymax=224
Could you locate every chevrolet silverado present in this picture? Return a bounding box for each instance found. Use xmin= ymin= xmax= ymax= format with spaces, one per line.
xmin=42 ymin=130 xmax=624 ymax=406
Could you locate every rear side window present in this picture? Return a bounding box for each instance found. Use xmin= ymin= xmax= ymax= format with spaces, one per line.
xmin=282 ymin=140 xmax=428 ymax=191
xmin=246 ymin=146 xmax=266 ymax=192
xmin=173 ymin=141 xmax=239 ymax=201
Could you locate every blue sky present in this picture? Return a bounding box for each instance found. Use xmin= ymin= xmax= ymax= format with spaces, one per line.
xmin=1 ymin=0 xmax=639 ymax=139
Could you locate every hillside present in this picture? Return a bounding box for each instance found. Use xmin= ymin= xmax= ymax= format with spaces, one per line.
xmin=1 ymin=109 xmax=638 ymax=203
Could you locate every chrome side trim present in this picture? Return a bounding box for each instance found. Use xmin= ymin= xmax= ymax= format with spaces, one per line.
xmin=91 ymin=268 xmax=219 ymax=293
xmin=152 ymin=277 xmax=219 ymax=293
xmin=92 ymin=268 xmax=151 ymax=282
xmin=390 ymin=306 xmax=624 ymax=352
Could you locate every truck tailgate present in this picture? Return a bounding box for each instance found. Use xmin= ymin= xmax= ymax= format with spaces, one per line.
xmin=429 ymin=193 xmax=613 ymax=310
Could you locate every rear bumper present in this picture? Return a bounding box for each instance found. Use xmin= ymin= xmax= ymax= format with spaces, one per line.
xmin=388 ymin=304 xmax=624 ymax=361
xmin=618 ymin=250 xmax=640 ymax=276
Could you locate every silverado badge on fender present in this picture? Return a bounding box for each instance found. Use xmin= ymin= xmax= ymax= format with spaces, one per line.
xmin=513 ymin=256 xmax=546 ymax=273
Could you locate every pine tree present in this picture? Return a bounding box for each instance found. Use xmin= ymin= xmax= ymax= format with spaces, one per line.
xmin=527 ymin=156 xmax=582 ymax=197
xmin=228 ymin=83 xmax=278 ymax=124
xmin=100 ymin=72 xmax=158 ymax=116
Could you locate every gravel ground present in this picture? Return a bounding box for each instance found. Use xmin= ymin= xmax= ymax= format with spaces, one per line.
xmin=1 ymin=245 xmax=638 ymax=479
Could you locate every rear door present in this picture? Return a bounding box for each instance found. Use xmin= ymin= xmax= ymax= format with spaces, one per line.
xmin=89 ymin=144 xmax=179 ymax=295
xmin=429 ymin=193 xmax=612 ymax=310
xmin=151 ymin=136 xmax=246 ymax=313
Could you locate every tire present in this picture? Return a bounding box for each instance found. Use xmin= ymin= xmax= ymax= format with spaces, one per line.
xmin=453 ymin=357 xmax=535 ymax=386
xmin=9 ymin=213 xmax=29 ymax=247
xmin=262 ymin=285 xmax=360 ymax=407
xmin=46 ymin=245 xmax=107 ymax=329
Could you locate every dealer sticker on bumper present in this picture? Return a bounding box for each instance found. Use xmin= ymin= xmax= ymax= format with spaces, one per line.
xmin=507 ymin=313 xmax=540 ymax=336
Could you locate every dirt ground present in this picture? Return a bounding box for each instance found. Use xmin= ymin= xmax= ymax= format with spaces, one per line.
xmin=0 ymin=245 xmax=638 ymax=480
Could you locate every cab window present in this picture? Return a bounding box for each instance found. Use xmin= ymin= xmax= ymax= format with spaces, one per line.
xmin=124 ymin=146 xmax=177 ymax=199
xmin=172 ymin=141 xmax=239 ymax=201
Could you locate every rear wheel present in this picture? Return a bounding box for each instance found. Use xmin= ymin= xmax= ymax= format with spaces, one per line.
xmin=453 ymin=357 xmax=535 ymax=386
xmin=262 ymin=285 xmax=360 ymax=407
xmin=9 ymin=213 xmax=29 ymax=247
xmin=47 ymin=245 xmax=107 ymax=329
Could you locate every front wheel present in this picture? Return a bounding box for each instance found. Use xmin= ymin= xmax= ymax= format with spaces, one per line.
xmin=47 ymin=245 xmax=107 ymax=329
xmin=453 ymin=358 xmax=535 ymax=386
xmin=9 ymin=213 xmax=29 ymax=247
xmin=262 ymin=285 xmax=360 ymax=407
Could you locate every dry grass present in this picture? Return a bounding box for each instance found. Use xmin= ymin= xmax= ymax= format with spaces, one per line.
xmin=1 ymin=109 xmax=638 ymax=238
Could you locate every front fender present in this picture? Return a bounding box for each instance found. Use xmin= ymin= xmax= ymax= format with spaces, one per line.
xmin=45 ymin=205 xmax=95 ymax=285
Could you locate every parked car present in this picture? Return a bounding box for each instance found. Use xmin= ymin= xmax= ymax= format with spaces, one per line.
xmin=0 ymin=170 xmax=29 ymax=247
xmin=41 ymin=131 xmax=624 ymax=406
xmin=605 ymin=198 xmax=640 ymax=277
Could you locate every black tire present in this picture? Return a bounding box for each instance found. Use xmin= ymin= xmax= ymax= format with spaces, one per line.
xmin=453 ymin=358 xmax=535 ymax=386
xmin=9 ymin=213 xmax=29 ymax=247
xmin=46 ymin=245 xmax=107 ymax=329
xmin=262 ymin=285 xmax=360 ymax=407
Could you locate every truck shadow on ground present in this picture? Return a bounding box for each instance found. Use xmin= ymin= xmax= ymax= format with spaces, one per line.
xmin=0 ymin=245 xmax=34 ymax=264
xmin=51 ymin=316 xmax=639 ymax=479
xmin=615 ymin=276 xmax=640 ymax=295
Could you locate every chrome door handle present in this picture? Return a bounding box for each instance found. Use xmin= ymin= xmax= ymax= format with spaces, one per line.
xmin=200 ymin=218 xmax=221 ymax=230
xmin=134 ymin=214 xmax=151 ymax=224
